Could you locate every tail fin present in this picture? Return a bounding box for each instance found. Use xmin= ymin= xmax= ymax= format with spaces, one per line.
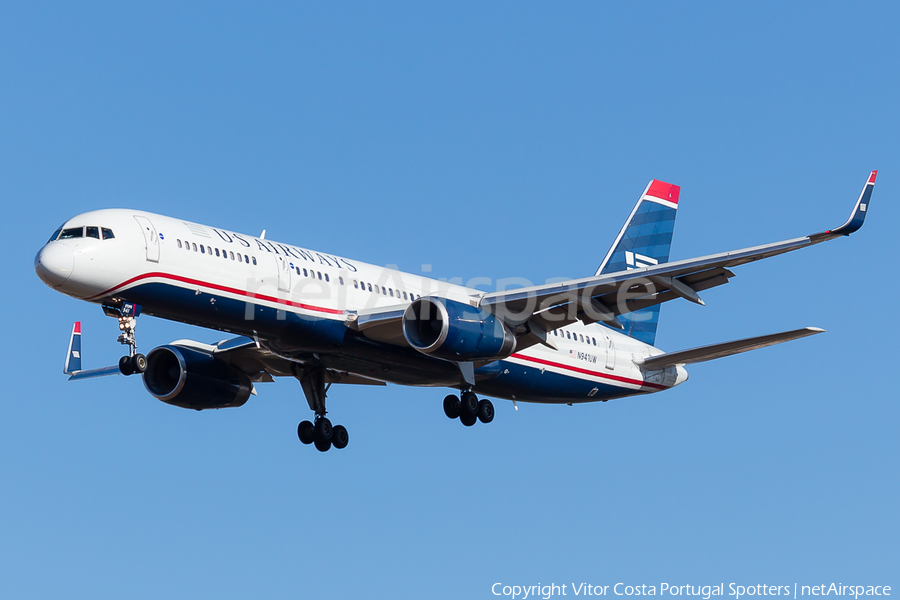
xmin=596 ymin=180 xmax=680 ymax=346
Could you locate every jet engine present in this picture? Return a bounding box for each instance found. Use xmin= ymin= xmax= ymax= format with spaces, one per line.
xmin=142 ymin=345 xmax=253 ymax=410
xmin=402 ymin=297 xmax=516 ymax=362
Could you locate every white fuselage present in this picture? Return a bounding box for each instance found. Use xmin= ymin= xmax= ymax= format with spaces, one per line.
xmin=36 ymin=209 xmax=687 ymax=403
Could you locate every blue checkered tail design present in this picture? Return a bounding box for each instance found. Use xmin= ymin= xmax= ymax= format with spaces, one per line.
xmin=595 ymin=180 xmax=680 ymax=346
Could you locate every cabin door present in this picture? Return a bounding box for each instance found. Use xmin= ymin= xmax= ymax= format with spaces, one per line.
xmin=133 ymin=215 xmax=160 ymax=263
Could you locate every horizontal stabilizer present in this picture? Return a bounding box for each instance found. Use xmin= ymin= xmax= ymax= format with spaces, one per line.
xmin=637 ymin=327 xmax=824 ymax=370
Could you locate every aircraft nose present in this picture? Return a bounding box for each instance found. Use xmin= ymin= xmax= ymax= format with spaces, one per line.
xmin=35 ymin=243 xmax=74 ymax=287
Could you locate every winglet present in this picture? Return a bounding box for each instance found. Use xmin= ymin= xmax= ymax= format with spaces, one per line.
xmin=63 ymin=321 xmax=122 ymax=380
xmin=824 ymin=170 xmax=877 ymax=237
xmin=64 ymin=322 xmax=82 ymax=374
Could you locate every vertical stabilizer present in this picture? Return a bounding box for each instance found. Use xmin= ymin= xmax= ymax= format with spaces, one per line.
xmin=596 ymin=180 xmax=680 ymax=345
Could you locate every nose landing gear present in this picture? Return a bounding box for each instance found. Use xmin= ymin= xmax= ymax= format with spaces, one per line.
xmin=443 ymin=391 xmax=494 ymax=427
xmin=103 ymin=303 xmax=146 ymax=376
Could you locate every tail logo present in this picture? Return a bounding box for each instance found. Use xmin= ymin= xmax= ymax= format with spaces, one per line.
xmin=625 ymin=251 xmax=659 ymax=270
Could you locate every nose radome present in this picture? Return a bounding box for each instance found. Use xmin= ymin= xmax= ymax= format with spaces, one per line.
xmin=35 ymin=244 xmax=74 ymax=288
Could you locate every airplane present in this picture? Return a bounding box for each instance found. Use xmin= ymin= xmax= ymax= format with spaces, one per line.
xmin=34 ymin=171 xmax=877 ymax=451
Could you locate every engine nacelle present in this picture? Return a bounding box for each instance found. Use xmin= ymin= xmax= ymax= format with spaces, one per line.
xmin=402 ymin=297 xmax=516 ymax=362
xmin=142 ymin=345 xmax=253 ymax=410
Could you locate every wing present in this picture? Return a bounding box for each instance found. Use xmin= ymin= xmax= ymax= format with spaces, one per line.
xmin=183 ymin=336 xmax=386 ymax=386
xmin=478 ymin=171 xmax=876 ymax=348
xmin=65 ymin=330 xmax=385 ymax=387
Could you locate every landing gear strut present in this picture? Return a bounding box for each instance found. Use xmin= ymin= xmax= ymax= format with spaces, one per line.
xmin=103 ymin=303 xmax=146 ymax=376
xmin=294 ymin=364 xmax=349 ymax=452
xmin=443 ymin=390 xmax=494 ymax=427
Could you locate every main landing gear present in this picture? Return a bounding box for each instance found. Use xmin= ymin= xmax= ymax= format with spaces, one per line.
xmin=103 ymin=303 xmax=146 ymax=376
xmin=294 ymin=365 xmax=349 ymax=452
xmin=443 ymin=391 xmax=494 ymax=427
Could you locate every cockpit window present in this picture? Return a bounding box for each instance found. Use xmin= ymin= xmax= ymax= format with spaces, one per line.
xmin=102 ymin=228 xmax=115 ymax=240
xmin=86 ymin=226 xmax=100 ymax=239
xmin=48 ymin=225 xmax=63 ymax=242
xmin=58 ymin=227 xmax=84 ymax=239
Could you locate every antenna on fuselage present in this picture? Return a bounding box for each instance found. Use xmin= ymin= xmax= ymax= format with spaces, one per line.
xmin=260 ymin=229 xmax=266 ymax=239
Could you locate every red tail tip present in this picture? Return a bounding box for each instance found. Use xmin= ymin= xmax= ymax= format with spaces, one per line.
xmin=74 ymin=321 xmax=81 ymax=334
xmin=868 ymin=170 xmax=878 ymax=184
xmin=646 ymin=180 xmax=680 ymax=205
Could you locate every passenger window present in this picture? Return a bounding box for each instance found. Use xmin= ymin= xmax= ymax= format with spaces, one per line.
xmin=230 ymin=251 xmax=235 ymax=260
xmin=566 ymin=331 xmax=571 ymax=339
xmin=592 ymin=337 xmax=597 ymax=346
xmin=389 ymin=289 xmax=394 ymax=297
xmin=193 ymin=243 xmax=198 ymax=252
xmin=402 ymin=291 xmax=408 ymax=300
xmin=86 ymin=226 xmax=100 ymax=239
xmin=317 ymin=272 xmax=322 ymax=280
xmin=238 ymin=254 xmax=243 ymax=263
xmin=252 ymin=257 xmax=257 ymax=265
xmin=339 ymin=277 xmax=344 ymax=285
xmin=48 ymin=226 xmax=63 ymax=242
xmin=215 ymin=248 xmax=220 ymax=257
xmin=207 ymin=246 xmax=212 ymax=255
xmin=177 ymin=239 xmax=183 ymax=249
xmin=354 ymin=280 xmax=359 ymax=289
xmin=295 ymin=267 xmax=300 ymax=275
xmin=102 ymin=228 xmax=115 ymax=240
xmin=368 ymin=283 xmax=373 ymax=292
xmin=579 ymin=334 xmax=584 ymax=343
xmin=59 ymin=227 xmax=83 ymax=239
xmin=200 ymin=246 xmax=205 ymax=254
xmin=325 ymin=274 xmax=330 ymax=282
xmin=303 ymin=268 xmax=308 ymax=277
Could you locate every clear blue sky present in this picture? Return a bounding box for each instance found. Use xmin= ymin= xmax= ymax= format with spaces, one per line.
xmin=1 ymin=2 xmax=897 ymax=599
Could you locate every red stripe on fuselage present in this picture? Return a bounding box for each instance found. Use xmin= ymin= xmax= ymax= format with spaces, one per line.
xmin=88 ymin=272 xmax=345 ymax=315
xmin=509 ymin=353 xmax=669 ymax=391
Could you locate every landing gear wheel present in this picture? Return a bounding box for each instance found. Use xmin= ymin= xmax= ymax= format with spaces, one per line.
xmin=315 ymin=417 xmax=333 ymax=441
xmin=314 ymin=437 xmax=332 ymax=452
xmin=332 ymin=425 xmax=349 ymax=449
xmin=460 ymin=391 xmax=479 ymax=417
xmin=460 ymin=414 xmax=477 ymax=427
xmin=477 ymin=399 xmax=494 ymax=424
xmin=443 ymin=394 xmax=461 ymax=419
xmin=297 ymin=420 xmax=315 ymax=444
xmin=118 ymin=355 xmax=134 ymax=376
xmin=131 ymin=353 xmax=147 ymax=374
